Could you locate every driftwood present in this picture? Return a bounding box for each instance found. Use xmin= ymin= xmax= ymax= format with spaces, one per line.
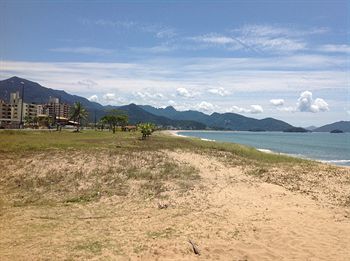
xmin=188 ymin=239 xmax=200 ymax=255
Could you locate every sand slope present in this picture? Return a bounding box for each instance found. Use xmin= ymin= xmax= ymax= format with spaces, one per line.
xmin=0 ymin=150 xmax=349 ymax=260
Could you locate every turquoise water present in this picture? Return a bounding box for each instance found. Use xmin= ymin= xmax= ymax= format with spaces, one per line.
xmin=177 ymin=131 xmax=350 ymax=166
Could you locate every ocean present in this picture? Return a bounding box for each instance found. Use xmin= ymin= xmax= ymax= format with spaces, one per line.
xmin=177 ymin=131 xmax=350 ymax=166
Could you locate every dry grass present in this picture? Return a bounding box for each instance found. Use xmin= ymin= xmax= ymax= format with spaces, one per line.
xmin=0 ymin=150 xmax=200 ymax=208
xmin=1 ymin=130 xmax=349 ymax=260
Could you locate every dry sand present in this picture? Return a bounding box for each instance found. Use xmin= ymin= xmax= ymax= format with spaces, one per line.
xmin=0 ymin=150 xmax=350 ymax=260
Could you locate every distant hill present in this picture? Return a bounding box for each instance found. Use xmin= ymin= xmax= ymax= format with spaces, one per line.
xmin=314 ymin=121 xmax=350 ymax=132
xmin=140 ymin=105 xmax=211 ymax=124
xmin=3 ymin=76 xmax=345 ymax=132
xmin=305 ymin=125 xmax=318 ymax=131
xmin=0 ymin=76 xmax=204 ymax=129
xmin=0 ymin=76 xmax=106 ymax=121
xmin=141 ymin=105 xmax=294 ymax=131
xmin=0 ymin=76 xmax=103 ymax=109
xmin=117 ymin=104 xmax=206 ymax=129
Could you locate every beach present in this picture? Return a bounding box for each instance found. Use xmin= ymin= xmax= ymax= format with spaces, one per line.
xmin=0 ymin=130 xmax=349 ymax=260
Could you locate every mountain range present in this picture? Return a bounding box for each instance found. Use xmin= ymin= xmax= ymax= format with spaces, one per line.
xmin=1 ymin=76 xmax=349 ymax=132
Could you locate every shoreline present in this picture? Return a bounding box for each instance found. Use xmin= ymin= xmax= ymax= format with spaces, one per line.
xmin=164 ymin=130 xmax=350 ymax=167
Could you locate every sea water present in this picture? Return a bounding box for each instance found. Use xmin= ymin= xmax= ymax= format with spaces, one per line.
xmin=177 ymin=131 xmax=350 ymax=166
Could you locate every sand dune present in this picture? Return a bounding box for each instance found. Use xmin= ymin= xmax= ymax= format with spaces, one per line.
xmin=1 ymin=150 xmax=349 ymax=260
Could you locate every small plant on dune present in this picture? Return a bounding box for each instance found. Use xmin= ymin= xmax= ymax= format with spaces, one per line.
xmin=138 ymin=123 xmax=156 ymax=140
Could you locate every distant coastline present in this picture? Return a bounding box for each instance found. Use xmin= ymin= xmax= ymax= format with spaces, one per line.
xmin=165 ymin=130 xmax=350 ymax=167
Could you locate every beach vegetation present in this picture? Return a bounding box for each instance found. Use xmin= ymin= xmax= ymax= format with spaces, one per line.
xmin=100 ymin=110 xmax=128 ymax=133
xmin=70 ymin=102 xmax=88 ymax=132
xmin=138 ymin=122 xmax=156 ymax=139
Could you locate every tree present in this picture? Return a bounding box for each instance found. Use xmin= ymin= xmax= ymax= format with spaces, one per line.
xmin=138 ymin=123 xmax=156 ymax=140
xmin=24 ymin=116 xmax=32 ymax=128
xmin=70 ymin=102 xmax=88 ymax=132
xmin=23 ymin=116 xmax=38 ymax=128
xmin=117 ymin=114 xmax=128 ymax=128
xmin=101 ymin=110 xmax=128 ymax=133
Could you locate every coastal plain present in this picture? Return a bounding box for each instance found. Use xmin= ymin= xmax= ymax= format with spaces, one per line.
xmin=0 ymin=130 xmax=349 ymax=260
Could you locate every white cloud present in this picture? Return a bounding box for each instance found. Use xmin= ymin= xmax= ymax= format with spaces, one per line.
xmin=230 ymin=105 xmax=263 ymax=114
xmin=195 ymin=101 xmax=215 ymax=113
xmin=313 ymin=98 xmax=329 ymax=112
xmin=176 ymin=87 xmax=196 ymax=98
xmin=168 ymin=100 xmax=177 ymax=106
xmin=188 ymin=24 xmax=328 ymax=53
xmin=250 ymin=105 xmax=264 ymax=114
xmin=134 ymin=91 xmax=164 ymax=100
xmin=319 ymin=44 xmax=350 ymax=53
xmin=88 ymin=95 xmax=99 ymax=102
xmin=1 ymin=58 xmax=347 ymax=103
xmin=241 ymin=36 xmax=306 ymax=52
xmin=77 ymin=79 xmax=98 ymax=89
xmin=297 ymin=91 xmax=329 ymax=113
xmin=208 ymin=87 xmax=230 ymax=96
xmin=82 ymin=19 xmax=176 ymax=39
xmin=191 ymin=34 xmax=236 ymax=45
xmin=156 ymin=28 xmax=177 ymax=38
xmin=50 ymin=47 xmax=114 ymax=55
xmin=103 ymin=93 xmax=117 ymax=102
xmin=235 ymin=24 xmax=328 ymax=38
xmin=277 ymin=106 xmax=296 ymax=113
xmin=230 ymin=24 xmax=329 ymax=53
xmin=270 ymin=99 xmax=285 ymax=106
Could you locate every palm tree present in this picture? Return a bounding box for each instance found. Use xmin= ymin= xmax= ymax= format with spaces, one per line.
xmin=70 ymin=102 xmax=88 ymax=132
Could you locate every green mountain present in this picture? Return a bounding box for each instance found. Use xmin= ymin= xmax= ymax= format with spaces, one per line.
xmin=140 ymin=105 xmax=294 ymax=131
xmin=4 ymin=76 xmax=343 ymax=132
xmin=117 ymin=104 xmax=205 ymax=129
xmin=0 ymin=76 xmax=106 ymax=121
xmin=0 ymin=76 xmax=103 ymax=109
xmin=314 ymin=121 xmax=350 ymax=132
xmin=0 ymin=76 xmax=204 ymax=129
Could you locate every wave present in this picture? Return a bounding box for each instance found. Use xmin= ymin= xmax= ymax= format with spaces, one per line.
xmin=201 ymin=138 xmax=215 ymax=142
xmin=257 ymin=148 xmax=274 ymax=154
xmin=319 ymin=159 xmax=350 ymax=164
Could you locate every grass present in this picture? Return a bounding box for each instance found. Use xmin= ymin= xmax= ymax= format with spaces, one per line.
xmin=0 ymin=129 xmax=321 ymax=206
xmin=1 ymin=129 xmax=349 ymax=260
xmin=0 ymin=129 xmax=310 ymax=165
xmin=0 ymin=130 xmax=204 ymax=206
xmin=1 ymin=129 xmax=348 ymax=207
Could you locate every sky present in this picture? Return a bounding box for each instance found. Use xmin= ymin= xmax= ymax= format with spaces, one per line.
xmin=0 ymin=0 xmax=349 ymax=127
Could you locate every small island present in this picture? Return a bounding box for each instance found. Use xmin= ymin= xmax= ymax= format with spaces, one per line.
xmin=283 ymin=127 xmax=309 ymax=133
xmin=248 ymin=128 xmax=266 ymax=132
xmin=330 ymin=129 xmax=344 ymax=133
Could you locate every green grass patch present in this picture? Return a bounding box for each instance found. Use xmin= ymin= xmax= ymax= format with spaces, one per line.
xmin=0 ymin=129 xmax=312 ymax=166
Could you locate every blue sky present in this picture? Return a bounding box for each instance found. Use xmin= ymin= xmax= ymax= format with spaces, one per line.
xmin=0 ymin=0 xmax=349 ymax=126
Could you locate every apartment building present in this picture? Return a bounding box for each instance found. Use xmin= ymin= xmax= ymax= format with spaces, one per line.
xmin=0 ymin=100 xmax=12 ymax=121
xmin=0 ymin=92 xmax=71 ymax=128
xmin=45 ymin=97 xmax=70 ymax=119
xmin=8 ymin=92 xmax=38 ymax=121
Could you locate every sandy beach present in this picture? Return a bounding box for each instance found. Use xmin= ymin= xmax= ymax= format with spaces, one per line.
xmin=0 ymin=130 xmax=349 ymax=260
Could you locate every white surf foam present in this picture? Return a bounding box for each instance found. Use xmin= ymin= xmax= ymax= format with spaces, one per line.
xmin=200 ymin=138 xmax=215 ymax=142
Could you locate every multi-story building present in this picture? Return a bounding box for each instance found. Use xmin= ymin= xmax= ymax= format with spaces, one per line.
xmin=0 ymin=100 xmax=12 ymax=122
xmin=0 ymin=92 xmax=71 ymax=128
xmin=44 ymin=97 xmax=70 ymax=119
xmin=8 ymin=91 xmax=38 ymax=122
